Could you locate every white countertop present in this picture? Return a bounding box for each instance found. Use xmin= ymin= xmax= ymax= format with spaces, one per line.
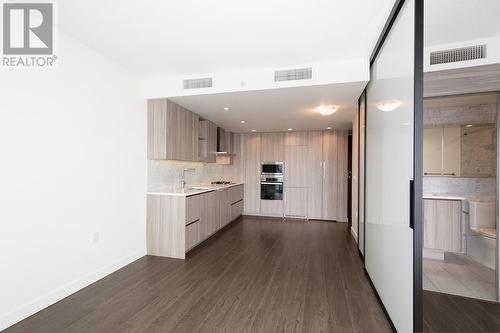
xmin=147 ymin=182 xmax=243 ymax=197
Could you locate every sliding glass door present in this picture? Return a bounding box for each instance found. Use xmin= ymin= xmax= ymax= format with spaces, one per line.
xmin=364 ymin=0 xmax=422 ymax=332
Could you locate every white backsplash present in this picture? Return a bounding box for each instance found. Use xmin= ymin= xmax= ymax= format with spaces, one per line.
xmin=423 ymin=176 xmax=496 ymax=201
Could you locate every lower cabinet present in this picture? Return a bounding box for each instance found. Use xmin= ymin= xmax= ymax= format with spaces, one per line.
xmin=147 ymin=184 xmax=245 ymax=259
xmin=185 ymin=220 xmax=200 ymax=251
xmin=284 ymin=187 xmax=307 ymax=218
xmin=424 ymin=199 xmax=462 ymax=253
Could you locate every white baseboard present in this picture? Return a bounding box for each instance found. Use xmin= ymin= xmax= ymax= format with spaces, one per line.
xmin=0 ymin=249 xmax=146 ymax=331
xmin=351 ymin=227 xmax=358 ymax=242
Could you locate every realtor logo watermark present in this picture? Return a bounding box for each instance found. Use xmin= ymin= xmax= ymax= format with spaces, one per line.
xmin=2 ymin=2 xmax=57 ymax=68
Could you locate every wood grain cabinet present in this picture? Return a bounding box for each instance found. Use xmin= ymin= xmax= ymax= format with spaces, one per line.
xmin=147 ymin=99 xmax=199 ymax=161
xmin=147 ymin=185 xmax=245 ymax=259
xmin=242 ymin=133 xmax=261 ymax=214
xmin=424 ymin=199 xmax=463 ymax=253
xmin=198 ymin=120 xmax=217 ymax=163
xmin=307 ymin=131 xmax=323 ymax=219
xmin=261 ymin=132 xmax=284 ymax=161
xmin=284 ymin=187 xmax=307 ymax=218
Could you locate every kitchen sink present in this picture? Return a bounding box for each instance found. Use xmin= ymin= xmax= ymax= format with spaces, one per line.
xmin=188 ymin=186 xmax=213 ymax=190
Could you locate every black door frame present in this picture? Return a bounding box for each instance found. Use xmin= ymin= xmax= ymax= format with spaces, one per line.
xmin=357 ymin=0 xmax=423 ymax=331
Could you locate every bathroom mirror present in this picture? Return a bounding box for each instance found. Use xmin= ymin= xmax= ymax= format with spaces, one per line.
xmin=423 ymin=94 xmax=498 ymax=178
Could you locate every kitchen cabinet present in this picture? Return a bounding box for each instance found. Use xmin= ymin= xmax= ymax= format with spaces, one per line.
xmin=147 ymin=184 xmax=245 ymax=259
xmin=198 ymin=119 xmax=217 ymax=163
xmin=424 ymin=199 xmax=462 ymax=252
xmin=284 ymin=145 xmax=308 ymax=187
xmin=260 ymin=132 xmax=284 ymax=161
xmin=242 ymin=133 xmax=261 ymax=214
xmin=284 ymin=187 xmax=307 ymax=218
xmin=284 ymin=131 xmax=308 ymax=146
xmin=322 ymin=130 xmax=348 ymax=221
xmin=307 ymin=131 xmax=323 ymax=219
xmin=147 ymin=99 xmax=199 ymax=161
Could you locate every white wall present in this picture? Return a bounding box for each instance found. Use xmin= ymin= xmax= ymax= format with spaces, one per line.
xmin=0 ymin=31 xmax=146 ymax=330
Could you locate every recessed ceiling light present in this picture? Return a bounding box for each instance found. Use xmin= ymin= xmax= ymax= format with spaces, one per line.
xmin=251 ymin=129 xmax=256 ymax=132
xmin=376 ymin=100 xmax=402 ymax=112
xmin=316 ymin=104 xmax=337 ymax=116
xmin=465 ymin=124 xmax=473 ymax=128
xmin=240 ymin=120 xmax=245 ymax=124
xmin=288 ymin=128 xmax=293 ymax=131
xmin=223 ymin=107 xmax=230 ymax=111
xmin=326 ymin=127 xmax=332 ymax=130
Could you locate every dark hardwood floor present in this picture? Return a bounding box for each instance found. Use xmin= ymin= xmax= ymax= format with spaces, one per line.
xmin=5 ymin=217 xmax=392 ymax=333
xmin=424 ymin=290 xmax=500 ymax=333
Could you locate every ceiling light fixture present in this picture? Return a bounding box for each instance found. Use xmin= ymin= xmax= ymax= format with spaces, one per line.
xmin=326 ymin=127 xmax=332 ymax=130
xmin=251 ymin=129 xmax=256 ymax=132
xmin=288 ymin=128 xmax=293 ymax=131
xmin=376 ymin=100 xmax=402 ymax=112
xmin=240 ymin=120 xmax=245 ymax=124
xmin=465 ymin=124 xmax=473 ymax=128
xmin=223 ymin=107 xmax=230 ymax=111
xmin=316 ymin=104 xmax=338 ymax=116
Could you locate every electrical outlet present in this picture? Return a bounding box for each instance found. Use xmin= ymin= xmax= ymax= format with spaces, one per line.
xmin=91 ymin=232 xmax=99 ymax=244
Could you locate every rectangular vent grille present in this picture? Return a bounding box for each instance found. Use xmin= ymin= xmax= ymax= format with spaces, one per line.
xmin=183 ymin=77 xmax=213 ymax=89
xmin=274 ymin=67 xmax=312 ymax=82
xmin=430 ymin=45 xmax=486 ymax=65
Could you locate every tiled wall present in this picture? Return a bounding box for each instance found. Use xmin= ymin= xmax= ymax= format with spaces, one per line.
xmin=148 ymin=134 xmax=243 ymax=190
xmin=423 ymin=176 xmax=496 ymax=201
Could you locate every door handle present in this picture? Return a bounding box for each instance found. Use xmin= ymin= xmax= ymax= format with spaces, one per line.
xmin=409 ymin=180 xmax=414 ymax=229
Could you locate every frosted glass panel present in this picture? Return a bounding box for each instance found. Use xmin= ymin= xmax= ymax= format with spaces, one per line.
xmin=365 ymin=0 xmax=415 ymax=332
xmin=359 ymin=93 xmax=366 ymax=255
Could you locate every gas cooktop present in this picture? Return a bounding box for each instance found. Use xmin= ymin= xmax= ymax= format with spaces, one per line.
xmin=211 ymin=181 xmax=234 ymax=185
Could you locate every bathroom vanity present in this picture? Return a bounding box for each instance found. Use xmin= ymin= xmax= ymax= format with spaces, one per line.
xmin=423 ymin=195 xmax=465 ymax=253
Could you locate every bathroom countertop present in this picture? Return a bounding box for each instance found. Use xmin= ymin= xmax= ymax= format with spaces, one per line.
xmin=423 ymin=193 xmax=495 ymax=202
xmin=147 ymin=182 xmax=244 ymax=197
xmin=423 ymin=193 xmax=466 ymax=201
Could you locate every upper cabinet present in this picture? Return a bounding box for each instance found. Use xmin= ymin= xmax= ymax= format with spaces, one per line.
xmin=198 ymin=119 xmax=217 ymax=163
xmin=423 ymin=127 xmax=461 ymax=176
xmin=147 ymin=99 xmax=199 ymax=161
xmin=261 ymin=132 xmax=284 ymax=161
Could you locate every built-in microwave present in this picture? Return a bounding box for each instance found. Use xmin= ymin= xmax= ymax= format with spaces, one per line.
xmin=261 ymin=162 xmax=284 ymax=174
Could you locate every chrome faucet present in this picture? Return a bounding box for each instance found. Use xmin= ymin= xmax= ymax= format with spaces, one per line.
xmin=181 ymin=168 xmax=196 ymax=190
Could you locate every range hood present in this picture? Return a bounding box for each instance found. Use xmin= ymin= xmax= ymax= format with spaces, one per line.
xmin=217 ymin=127 xmax=228 ymax=153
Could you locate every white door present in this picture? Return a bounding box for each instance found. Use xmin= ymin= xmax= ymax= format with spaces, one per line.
xmin=365 ymin=0 xmax=421 ymax=331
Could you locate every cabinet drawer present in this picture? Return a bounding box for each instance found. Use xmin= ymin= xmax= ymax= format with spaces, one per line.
xmin=185 ymin=219 xmax=200 ymax=251
xmin=186 ymin=195 xmax=201 ymax=224
xmin=229 ymin=185 xmax=244 ymax=204
xmin=230 ymin=199 xmax=243 ymax=221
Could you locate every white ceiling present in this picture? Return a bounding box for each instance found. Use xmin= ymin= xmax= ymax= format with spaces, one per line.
xmin=424 ymin=0 xmax=500 ymax=46
xmin=58 ymin=0 xmax=395 ymax=78
xmin=171 ymin=82 xmax=365 ymax=132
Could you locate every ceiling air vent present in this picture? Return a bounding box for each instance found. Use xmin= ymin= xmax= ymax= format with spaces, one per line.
xmin=430 ymin=45 xmax=486 ymax=65
xmin=183 ymin=77 xmax=213 ymax=89
xmin=274 ymin=67 xmax=312 ymax=82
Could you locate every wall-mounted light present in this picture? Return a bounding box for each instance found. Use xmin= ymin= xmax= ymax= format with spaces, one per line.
xmin=376 ymin=100 xmax=402 ymax=112
xmin=316 ymin=104 xmax=338 ymax=116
